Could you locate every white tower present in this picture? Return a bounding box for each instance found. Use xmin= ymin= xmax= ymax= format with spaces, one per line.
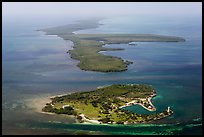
xmin=167 ymin=106 xmax=170 ymax=113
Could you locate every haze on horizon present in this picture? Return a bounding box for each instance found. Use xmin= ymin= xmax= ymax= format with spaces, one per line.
xmin=3 ymin=2 xmax=202 ymax=19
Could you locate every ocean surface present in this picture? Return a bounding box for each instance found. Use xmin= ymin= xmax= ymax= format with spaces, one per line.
xmin=2 ymin=15 xmax=202 ymax=135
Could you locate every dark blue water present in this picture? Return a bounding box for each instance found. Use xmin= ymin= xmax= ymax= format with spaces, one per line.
xmin=2 ymin=15 xmax=202 ymax=135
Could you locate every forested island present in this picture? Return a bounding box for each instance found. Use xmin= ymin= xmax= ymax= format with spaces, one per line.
xmin=39 ymin=19 xmax=185 ymax=72
xmin=42 ymin=84 xmax=173 ymax=124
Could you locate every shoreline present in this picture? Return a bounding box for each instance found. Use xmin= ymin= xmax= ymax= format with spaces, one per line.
xmin=79 ymin=114 xmax=101 ymax=124
xmin=31 ymin=90 xmax=172 ymax=125
xmin=24 ymin=93 xmax=101 ymax=124
xmin=25 ymin=93 xmax=74 ymax=114
xmin=119 ymin=91 xmax=156 ymax=112
xmin=24 ymin=94 xmax=52 ymax=113
xmin=40 ymin=88 xmax=172 ymax=125
xmin=39 ymin=19 xmax=185 ymax=73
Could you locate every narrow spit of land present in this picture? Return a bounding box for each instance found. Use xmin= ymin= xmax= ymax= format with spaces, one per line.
xmin=42 ymin=84 xmax=173 ymax=124
xmin=39 ymin=19 xmax=185 ymax=72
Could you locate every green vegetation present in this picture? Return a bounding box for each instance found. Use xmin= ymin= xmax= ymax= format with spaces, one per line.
xmin=42 ymin=84 xmax=173 ymax=124
xmin=39 ymin=19 xmax=185 ymax=72
xmin=42 ymin=104 xmax=76 ymax=115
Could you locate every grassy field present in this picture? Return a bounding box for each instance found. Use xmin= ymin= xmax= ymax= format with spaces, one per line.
xmin=40 ymin=19 xmax=185 ymax=72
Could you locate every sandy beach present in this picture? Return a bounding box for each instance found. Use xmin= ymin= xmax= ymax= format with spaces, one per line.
xmin=24 ymin=93 xmax=102 ymax=124
xmin=24 ymin=94 xmax=54 ymax=113
xmin=79 ymin=114 xmax=101 ymax=124
xmin=24 ymin=92 xmax=74 ymax=114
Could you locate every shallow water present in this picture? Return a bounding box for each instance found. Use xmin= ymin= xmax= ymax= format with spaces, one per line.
xmin=2 ymin=15 xmax=202 ymax=135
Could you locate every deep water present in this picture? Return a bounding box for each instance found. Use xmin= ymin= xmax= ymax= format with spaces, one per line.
xmin=2 ymin=15 xmax=202 ymax=135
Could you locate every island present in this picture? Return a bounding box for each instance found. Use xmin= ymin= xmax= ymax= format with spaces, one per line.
xmin=42 ymin=84 xmax=173 ymax=124
xmin=39 ymin=19 xmax=185 ymax=72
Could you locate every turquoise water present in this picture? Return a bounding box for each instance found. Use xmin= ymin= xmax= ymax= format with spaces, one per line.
xmin=25 ymin=118 xmax=202 ymax=135
xmin=2 ymin=15 xmax=202 ymax=135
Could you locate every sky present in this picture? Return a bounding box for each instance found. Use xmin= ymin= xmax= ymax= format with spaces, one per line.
xmin=2 ymin=2 xmax=202 ymax=19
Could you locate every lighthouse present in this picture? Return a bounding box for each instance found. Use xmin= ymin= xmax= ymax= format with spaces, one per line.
xmin=167 ymin=106 xmax=170 ymax=113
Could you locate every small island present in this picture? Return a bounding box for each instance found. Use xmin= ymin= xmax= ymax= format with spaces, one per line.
xmin=39 ymin=19 xmax=185 ymax=72
xmin=42 ymin=84 xmax=173 ymax=124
